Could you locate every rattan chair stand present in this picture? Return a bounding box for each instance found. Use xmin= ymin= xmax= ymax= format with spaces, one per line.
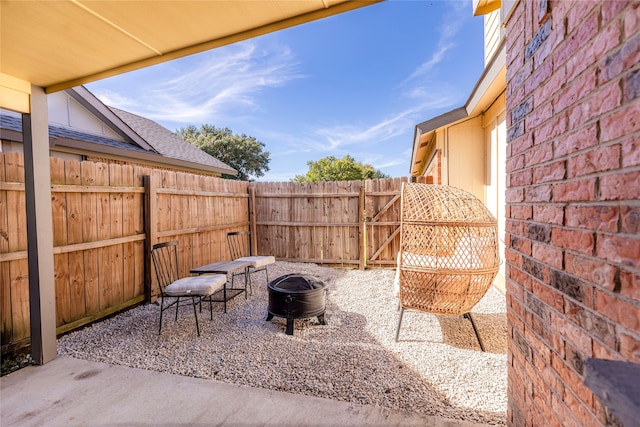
xmin=394 ymin=183 xmax=501 ymax=351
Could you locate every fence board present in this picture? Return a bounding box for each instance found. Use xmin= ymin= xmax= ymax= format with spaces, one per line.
xmin=81 ymin=161 xmax=99 ymax=315
xmin=0 ymin=155 xmax=11 ymax=344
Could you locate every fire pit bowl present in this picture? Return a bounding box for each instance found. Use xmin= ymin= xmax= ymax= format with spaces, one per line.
xmin=266 ymin=273 xmax=327 ymax=335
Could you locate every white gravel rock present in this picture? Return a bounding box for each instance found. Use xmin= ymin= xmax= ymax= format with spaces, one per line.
xmin=58 ymin=261 xmax=507 ymax=425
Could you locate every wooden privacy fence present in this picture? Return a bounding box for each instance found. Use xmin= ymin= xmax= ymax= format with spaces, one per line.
xmin=1 ymin=151 xmax=425 ymax=354
xmin=0 ymin=153 xmax=248 ymax=354
xmin=250 ymin=176 xmax=428 ymax=268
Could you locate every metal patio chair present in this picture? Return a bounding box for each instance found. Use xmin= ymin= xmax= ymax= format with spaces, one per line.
xmin=227 ymin=231 xmax=275 ymax=294
xmin=394 ymin=183 xmax=501 ymax=351
xmin=151 ymin=241 xmax=226 ymax=336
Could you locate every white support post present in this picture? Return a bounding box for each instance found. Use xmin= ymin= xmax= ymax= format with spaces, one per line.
xmin=22 ymin=84 xmax=57 ymax=364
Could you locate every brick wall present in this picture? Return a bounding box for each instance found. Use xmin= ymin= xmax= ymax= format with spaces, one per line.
xmin=505 ymin=1 xmax=639 ymax=426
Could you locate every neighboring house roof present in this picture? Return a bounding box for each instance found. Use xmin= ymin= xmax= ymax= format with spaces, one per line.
xmin=109 ymin=107 xmax=236 ymax=176
xmin=410 ymin=40 xmax=506 ymax=176
xmin=0 ymin=86 xmax=237 ymax=177
xmin=0 ymin=113 xmax=150 ymax=154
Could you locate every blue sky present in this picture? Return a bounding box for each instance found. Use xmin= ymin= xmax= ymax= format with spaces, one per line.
xmin=87 ymin=0 xmax=484 ymax=181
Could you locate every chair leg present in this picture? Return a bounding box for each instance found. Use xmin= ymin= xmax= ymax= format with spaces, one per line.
xmin=192 ymin=296 xmax=200 ymax=336
xmin=174 ymin=296 xmax=180 ymax=321
xmin=246 ymin=267 xmax=253 ymax=296
xmin=159 ymin=297 xmax=165 ymax=335
xmin=395 ymin=307 xmax=405 ymax=342
xmin=464 ymin=313 xmax=485 ymax=352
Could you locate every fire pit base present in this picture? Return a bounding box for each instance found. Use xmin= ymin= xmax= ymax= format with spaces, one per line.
xmin=266 ymin=312 xmax=326 ymax=335
xmin=266 ymin=273 xmax=327 ymax=335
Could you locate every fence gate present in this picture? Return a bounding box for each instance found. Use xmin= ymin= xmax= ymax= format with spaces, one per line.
xmin=363 ymin=178 xmax=405 ymax=267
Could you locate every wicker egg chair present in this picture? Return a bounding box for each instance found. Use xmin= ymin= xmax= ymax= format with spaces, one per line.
xmin=395 ymin=183 xmax=501 ymax=351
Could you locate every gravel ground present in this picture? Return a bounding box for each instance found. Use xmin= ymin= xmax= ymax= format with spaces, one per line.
xmin=58 ymin=262 xmax=508 ymax=425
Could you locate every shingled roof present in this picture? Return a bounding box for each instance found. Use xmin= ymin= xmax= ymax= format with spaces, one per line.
xmin=0 ymin=86 xmax=237 ymax=177
xmin=110 ymin=107 xmax=236 ymax=176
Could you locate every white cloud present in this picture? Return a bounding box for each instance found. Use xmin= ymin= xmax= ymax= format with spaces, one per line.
xmin=310 ymin=95 xmax=456 ymax=152
xmin=92 ymin=40 xmax=303 ymax=125
xmin=404 ymin=1 xmax=470 ymax=84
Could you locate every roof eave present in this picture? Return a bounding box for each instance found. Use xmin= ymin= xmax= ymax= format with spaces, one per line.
xmin=52 ymin=136 xmax=237 ymax=176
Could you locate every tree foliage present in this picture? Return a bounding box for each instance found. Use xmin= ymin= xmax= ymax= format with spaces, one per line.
xmin=292 ymin=155 xmax=389 ymax=182
xmin=177 ymin=124 xmax=270 ymax=181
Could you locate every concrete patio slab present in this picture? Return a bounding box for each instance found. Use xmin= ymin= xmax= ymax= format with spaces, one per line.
xmin=1 ymin=356 xmax=488 ymax=426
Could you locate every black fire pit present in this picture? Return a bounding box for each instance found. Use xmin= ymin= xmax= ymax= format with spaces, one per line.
xmin=266 ymin=274 xmax=327 ymax=335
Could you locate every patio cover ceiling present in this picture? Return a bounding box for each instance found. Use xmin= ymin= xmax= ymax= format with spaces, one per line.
xmin=1 ymin=0 xmax=379 ymax=111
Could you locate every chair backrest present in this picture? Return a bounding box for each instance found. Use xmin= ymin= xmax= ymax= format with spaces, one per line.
xmin=398 ymin=183 xmax=500 ymax=315
xmin=227 ymin=231 xmax=251 ymax=259
xmin=151 ymin=241 xmax=180 ymax=294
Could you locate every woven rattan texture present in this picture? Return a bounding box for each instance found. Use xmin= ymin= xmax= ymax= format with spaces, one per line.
xmin=398 ymin=183 xmax=500 ymax=315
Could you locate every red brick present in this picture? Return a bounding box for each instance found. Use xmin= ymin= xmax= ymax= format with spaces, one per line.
xmin=566 ymin=2 xmax=598 ymax=34
xmin=624 ymin=2 xmax=640 ymax=36
xmin=620 ymin=205 xmax=640 ymax=233
xmin=566 ymin=144 xmax=621 ymax=178
xmin=564 ymin=205 xmax=619 ymax=232
xmin=511 ymin=132 xmax=534 ymax=155
xmin=533 ymin=205 xmax=564 ymax=225
xmin=551 ymin=227 xmax=595 ymax=255
xmin=565 ymin=252 xmax=617 ymax=291
xmin=512 ymin=235 xmax=533 ymax=256
xmin=525 ymin=59 xmax=553 ymax=98
xmin=511 ymin=59 xmax=533 ymax=97
xmin=506 ymin=247 xmax=523 ymax=269
xmin=592 ymin=339 xmax=620 ymax=360
xmin=526 ymin=99 xmax=553 ymax=130
xmin=620 ymin=268 xmax=640 ymax=299
xmin=596 ymin=289 xmax=640 ymax=331
xmin=534 ymin=18 xmax=564 ymax=66
xmin=511 ymin=168 xmax=533 ymax=187
xmin=550 ymin=389 xmax=581 ymax=427
xmin=596 ymin=233 xmax=640 ymax=268
xmin=601 ymin=100 xmax=640 ymax=142
xmin=533 ymin=160 xmax=565 ymax=183
xmin=524 ymin=142 xmax=553 ymax=166
xmin=532 ymin=242 xmax=563 ymax=269
xmin=526 ymin=184 xmax=552 ymax=202
xmin=564 ymin=299 xmax=616 ymax=348
xmin=602 ymin=0 xmax=629 ymax=23
xmin=532 ymin=280 xmax=564 ymax=312
xmin=506 ymin=187 xmax=524 ymax=203
xmin=554 ymin=123 xmax=598 ymax=158
xmin=553 ymin=178 xmax=597 ymax=202
xmin=599 ymin=170 xmax=640 ymax=201
xmin=506 ymin=153 xmax=525 ymax=173
xmin=619 ymin=332 xmax=640 ymax=363
xmin=554 ymin=69 xmax=597 ymax=113
xmin=567 ymin=82 xmax=622 ymax=129
xmin=512 ymin=265 xmax=534 ymax=293
xmin=600 ymin=32 xmax=640 ymax=83
xmin=561 ymin=386 xmax=600 ymax=427
xmin=534 ymin=115 xmax=568 ymax=145
xmin=621 ymin=135 xmax=640 ymax=167
xmin=506 ymin=219 xmax=526 ymax=237
xmin=511 ymin=204 xmax=533 ymax=220
xmin=552 ymin=313 xmax=593 ymax=355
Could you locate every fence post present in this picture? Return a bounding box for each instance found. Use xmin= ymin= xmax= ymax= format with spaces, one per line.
xmin=143 ymin=174 xmax=157 ymax=303
xmin=359 ymin=184 xmax=366 ymax=270
xmin=249 ymin=186 xmax=257 ymax=255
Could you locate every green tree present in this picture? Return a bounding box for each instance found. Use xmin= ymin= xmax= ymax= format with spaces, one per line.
xmin=177 ymin=124 xmax=270 ymax=181
xmin=292 ymin=155 xmax=389 ymax=182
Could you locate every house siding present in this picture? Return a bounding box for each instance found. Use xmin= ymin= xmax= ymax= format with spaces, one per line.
xmin=484 ymin=9 xmax=502 ymax=65
xmin=505 ymin=1 xmax=640 ymax=426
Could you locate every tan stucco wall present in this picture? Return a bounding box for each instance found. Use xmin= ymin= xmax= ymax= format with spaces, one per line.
xmin=444 ymin=116 xmax=485 ymax=202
